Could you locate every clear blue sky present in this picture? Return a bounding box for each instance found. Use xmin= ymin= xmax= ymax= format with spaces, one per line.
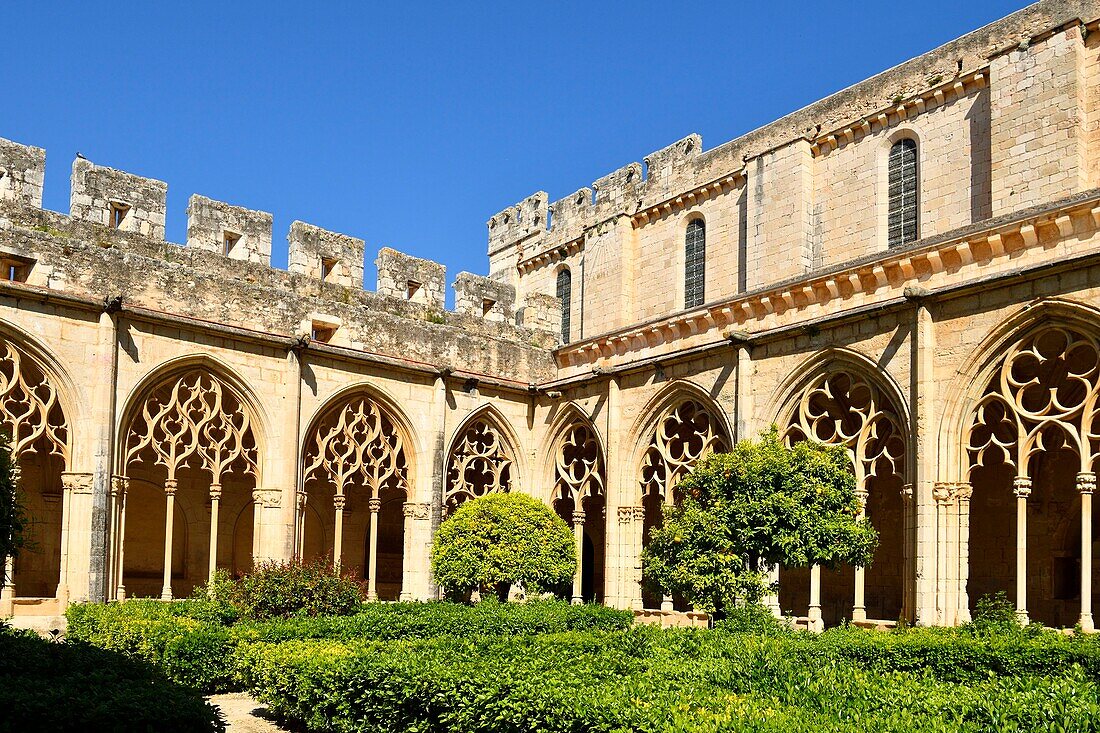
xmin=6 ymin=1 xmax=1028 ymax=293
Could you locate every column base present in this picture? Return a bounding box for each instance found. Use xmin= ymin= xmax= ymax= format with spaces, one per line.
xmin=851 ymin=607 xmax=867 ymax=624
xmin=571 ymin=595 xmax=583 ymax=605
xmin=160 ymin=587 xmax=173 ymax=601
xmin=1079 ymin=612 xmax=1095 ymax=633
xmin=1015 ymin=609 xmax=1029 ymax=626
xmin=0 ymin=587 xmax=13 ymax=618
xmin=116 ymin=586 xmax=127 ymax=602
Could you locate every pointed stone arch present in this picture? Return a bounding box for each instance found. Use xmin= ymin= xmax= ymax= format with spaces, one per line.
xmin=114 ymin=356 xmax=266 ymax=600
xmin=0 ymin=323 xmax=80 ymax=610
xmin=299 ymin=383 xmax=418 ymax=600
xmin=444 ymin=404 xmax=523 ymax=514
xmin=542 ymin=402 xmax=607 ymax=603
xmin=769 ymin=348 xmax=910 ymax=628
xmin=949 ymin=299 xmax=1100 ymax=630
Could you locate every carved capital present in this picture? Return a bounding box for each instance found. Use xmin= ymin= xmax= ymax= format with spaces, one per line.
xmin=402 ymin=502 xmax=431 ymax=520
xmin=368 ymin=497 xmax=382 ymax=513
xmin=1013 ymin=476 xmax=1032 ymax=499
xmin=952 ymin=482 xmax=973 ymax=503
xmin=617 ymin=506 xmax=635 ymax=524
xmin=61 ymin=472 xmax=95 ymax=494
xmin=901 ymin=483 xmax=915 ymax=503
xmin=333 ymin=494 xmax=347 ymax=511
xmin=932 ymin=482 xmax=954 ymax=505
xmin=1078 ymin=472 xmax=1096 ymax=495
xmin=632 ymin=506 xmax=646 ymax=522
xmin=209 ymin=482 xmax=223 ymax=501
xmin=251 ymin=488 xmax=281 ymax=508
xmin=571 ymin=510 xmax=586 ymax=526
xmin=110 ymin=475 xmax=130 ymax=497
xmin=164 ymin=478 xmax=178 ymax=495
xmin=296 ymin=491 xmax=308 ymax=509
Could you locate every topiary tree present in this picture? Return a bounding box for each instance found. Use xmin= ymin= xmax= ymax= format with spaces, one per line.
xmin=642 ymin=426 xmax=878 ymax=617
xmin=431 ymin=493 xmax=576 ymax=601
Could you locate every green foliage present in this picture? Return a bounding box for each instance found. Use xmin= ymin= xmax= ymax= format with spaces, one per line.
xmin=227 ymin=557 xmax=364 ymax=620
xmin=0 ymin=434 xmax=24 ymax=561
xmin=711 ymin=603 xmax=792 ymax=636
xmin=643 ymin=427 xmax=878 ymax=613
xmin=0 ymin=622 xmax=225 ymax=732
xmin=238 ymin=625 xmax=1100 ymax=733
xmin=967 ymin=591 xmax=1020 ymax=635
xmin=431 ymin=493 xmax=576 ymax=599
xmin=65 ymin=598 xmax=632 ymax=692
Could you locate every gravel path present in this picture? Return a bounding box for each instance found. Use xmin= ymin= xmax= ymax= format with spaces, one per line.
xmin=208 ymin=693 xmax=295 ymax=733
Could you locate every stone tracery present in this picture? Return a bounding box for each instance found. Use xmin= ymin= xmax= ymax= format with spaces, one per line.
xmin=966 ymin=325 xmax=1100 ymax=630
xmin=445 ymin=417 xmax=513 ymax=511
xmin=782 ymin=368 xmax=907 ymax=627
xmin=639 ymin=398 xmax=728 ymax=501
xmin=553 ymin=421 xmax=605 ymax=603
xmin=302 ymin=395 xmax=409 ymax=600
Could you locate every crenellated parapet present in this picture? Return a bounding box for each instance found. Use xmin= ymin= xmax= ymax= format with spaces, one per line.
xmin=0 ymin=138 xmax=45 ymax=208
xmin=287 ymin=221 xmax=365 ymax=289
xmin=186 ymin=195 xmax=273 ymax=265
xmin=454 ymin=272 xmax=515 ymax=324
xmin=70 ymin=157 xmax=167 ymax=240
xmin=376 ymin=247 xmax=446 ymax=310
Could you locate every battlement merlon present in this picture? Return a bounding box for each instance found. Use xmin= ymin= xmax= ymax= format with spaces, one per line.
xmin=486 ymin=191 xmax=548 ymax=256
xmin=0 ymin=138 xmax=45 ymax=209
xmin=287 ymin=221 xmax=365 ymax=288
xmin=70 ymin=157 xmax=167 ymax=240
xmin=454 ymin=272 xmax=516 ymax=324
xmin=376 ymin=247 xmax=446 ymax=310
xmin=517 ymin=291 xmax=562 ymax=342
xmin=186 ymin=194 xmax=273 ymax=265
xmin=643 ymin=134 xmax=702 ymax=198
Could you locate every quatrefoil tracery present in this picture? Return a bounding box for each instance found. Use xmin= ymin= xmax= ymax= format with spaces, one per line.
xmin=554 ymin=423 xmax=604 ymax=504
xmin=124 ymin=370 xmax=258 ymax=483
xmin=445 ymin=418 xmax=514 ymax=510
xmin=640 ymin=398 xmax=728 ymax=500
xmin=783 ymin=370 xmax=906 ymax=490
xmin=968 ymin=326 xmax=1100 ymax=476
xmin=0 ymin=340 xmax=68 ymax=462
xmin=304 ymin=397 xmax=408 ymax=500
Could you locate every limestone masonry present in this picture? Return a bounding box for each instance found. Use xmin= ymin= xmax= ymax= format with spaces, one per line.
xmin=2 ymin=0 xmax=1100 ymax=630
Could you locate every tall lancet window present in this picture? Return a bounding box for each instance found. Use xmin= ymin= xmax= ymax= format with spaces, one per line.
xmin=684 ymin=219 xmax=705 ymax=308
xmin=887 ymin=138 xmax=919 ymax=248
xmin=556 ymin=268 xmax=572 ymax=343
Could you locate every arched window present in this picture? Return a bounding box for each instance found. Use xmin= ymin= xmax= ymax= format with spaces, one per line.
xmin=684 ymin=219 xmax=705 ymax=308
xmin=556 ymin=268 xmax=571 ymax=343
xmin=887 ymin=138 xmax=918 ymax=248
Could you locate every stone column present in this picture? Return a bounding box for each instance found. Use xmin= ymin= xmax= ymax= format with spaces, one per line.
xmin=207 ymin=482 xmax=222 ymax=586
xmin=366 ymin=497 xmax=381 ymax=601
xmin=114 ymin=477 xmax=129 ymax=601
xmin=332 ymin=494 xmax=346 ymax=569
xmin=160 ymin=478 xmax=178 ymax=601
xmin=901 ymin=483 xmax=915 ymax=621
xmin=55 ymin=474 xmax=75 ymax=606
xmin=808 ymin=565 xmax=823 ymax=632
xmin=1079 ymin=472 xmax=1095 ymax=632
xmin=955 ymin=483 xmax=973 ymax=624
xmin=571 ymin=510 xmax=586 ymax=604
xmin=765 ymin=564 xmax=781 ymax=617
xmin=852 ymin=489 xmax=868 ymax=623
xmin=660 ymin=489 xmax=674 ymax=612
xmin=932 ymin=483 xmax=953 ymax=624
xmin=401 ymin=502 xmax=431 ymax=601
xmin=294 ymin=491 xmax=307 ymax=560
xmin=1013 ymin=476 xmax=1031 ymax=624
xmin=632 ymin=506 xmax=646 ymax=609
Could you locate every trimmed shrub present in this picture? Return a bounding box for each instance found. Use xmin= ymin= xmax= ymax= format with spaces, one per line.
xmin=0 ymin=622 xmax=224 ymax=733
xmin=431 ymin=493 xmax=576 ymax=600
xmin=239 ymin=627 xmax=1100 ymax=733
xmin=228 ymin=558 xmax=364 ymax=619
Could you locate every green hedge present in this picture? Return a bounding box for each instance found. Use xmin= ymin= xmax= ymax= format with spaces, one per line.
xmin=0 ymin=623 xmax=224 ymax=733
xmin=65 ymin=599 xmax=634 ymax=691
xmin=238 ymin=627 xmax=1100 ymax=733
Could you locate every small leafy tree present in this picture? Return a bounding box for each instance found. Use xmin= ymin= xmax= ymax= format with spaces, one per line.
xmin=431 ymin=493 xmax=576 ymax=601
xmin=0 ymin=434 xmax=23 ymax=563
xmin=227 ymin=558 xmax=363 ymax=619
xmin=642 ymin=426 xmax=878 ymax=616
